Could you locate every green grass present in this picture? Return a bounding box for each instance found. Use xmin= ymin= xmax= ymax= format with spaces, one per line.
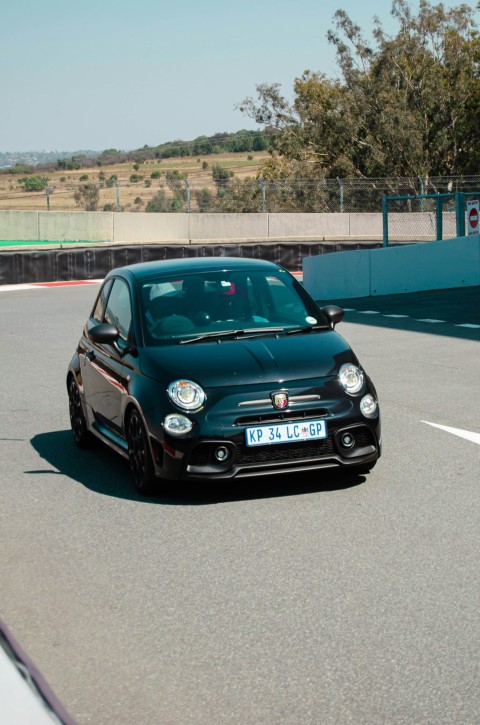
xmin=0 ymin=239 xmax=101 ymax=247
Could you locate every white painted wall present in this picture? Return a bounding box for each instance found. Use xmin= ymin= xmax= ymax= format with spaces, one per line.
xmin=113 ymin=213 xmax=189 ymax=242
xmin=303 ymin=235 xmax=480 ymax=299
xmin=38 ymin=211 xmax=113 ymax=242
xmin=0 ymin=210 xmax=383 ymax=242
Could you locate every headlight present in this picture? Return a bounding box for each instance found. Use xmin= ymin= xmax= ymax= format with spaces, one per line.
xmin=167 ymin=379 xmax=206 ymax=410
xmin=360 ymin=394 xmax=378 ymax=418
xmin=339 ymin=363 xmax=364 ymax=395
xmin=164 ymin=414 xmax=193 ymax=435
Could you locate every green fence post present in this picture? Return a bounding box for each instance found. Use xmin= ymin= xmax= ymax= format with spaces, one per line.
xmin=435 ymin=195 xmax=443 ymax=241
xmin=455 ymin=192 xmax=466 ymax=237
xmin=382 ymin=197 xmax=389 ymax=247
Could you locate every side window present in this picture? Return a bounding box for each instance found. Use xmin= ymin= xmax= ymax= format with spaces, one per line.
xmin=104 ymin=279 xmax=133 ymax=342
xmin=92 ymin=279 xmax=113 ymax=323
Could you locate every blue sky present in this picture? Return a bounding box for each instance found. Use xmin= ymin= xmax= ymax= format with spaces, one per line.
xmin=1 ymin=0 xmax=477 ymax=153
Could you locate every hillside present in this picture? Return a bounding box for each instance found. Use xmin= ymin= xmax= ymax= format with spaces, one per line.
xmin=0 ymin=150 xmax=269 ymax=212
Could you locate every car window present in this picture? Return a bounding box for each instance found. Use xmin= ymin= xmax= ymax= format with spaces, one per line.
xmin=264 ymin=275 xmax=312 ymax=322
xmin=92 ymin=279 xmax=113 ymax=323
xmin=104 ymin=279 xmax=133 ymax=342
xmin=139 ymin=269 xmax=323 ymax=345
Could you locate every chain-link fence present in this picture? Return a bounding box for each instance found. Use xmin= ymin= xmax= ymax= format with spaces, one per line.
xmin=3 ymin=175 xmax=480 ymax=214
xmin=382 ymin=191 xmax=480 ymax=245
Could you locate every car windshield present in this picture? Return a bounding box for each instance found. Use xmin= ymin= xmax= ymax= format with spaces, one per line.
xmin=139 ymin=268 xmax=327 ymax=346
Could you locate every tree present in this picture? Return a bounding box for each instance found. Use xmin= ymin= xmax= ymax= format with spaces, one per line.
xmin=239 ymin=1 xmax=480 ymax=178
xmin=213 ymin=178 xmax=263 ymax=212
xmin=192 ymin=135 xmax=213 ymax=155
xmin=212 ymin=164 xmax=234 ymax=191
xmin=74 ymin=183 xmax=99 ymax=211
xmin=17 ymin=176 xmax=48 ymax=192
xmin=145 ymin=191 xmax=184 ymax=213
xmin=194 ymin=187 xmax=214 ymax=212
xmin=165 ymin=170 xmax=187 ymax=200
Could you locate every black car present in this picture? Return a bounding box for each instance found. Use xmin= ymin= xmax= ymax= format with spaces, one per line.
xmin=67 ymin=257 xmax=381 ymax=494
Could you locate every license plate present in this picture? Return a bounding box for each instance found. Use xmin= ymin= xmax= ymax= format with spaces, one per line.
xmin=245 ymin=419 xmax=327 ymax=447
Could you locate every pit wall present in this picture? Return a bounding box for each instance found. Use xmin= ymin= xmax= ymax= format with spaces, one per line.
xmin=302 ymin=235 xmax=480 ymax=299
xmin=0 ymin=210 xmax=384 ymax=242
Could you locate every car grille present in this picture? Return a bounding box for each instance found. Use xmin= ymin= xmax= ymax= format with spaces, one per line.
xmin=188 ymin=436 xmax=335 ymax=468
xmin=351 ymin=428 xmax=375 ymax=447
xmin=235 ymin=436 xmax=335 ymax=465
xmin=235 ymin=407 xmax=329 ymax=426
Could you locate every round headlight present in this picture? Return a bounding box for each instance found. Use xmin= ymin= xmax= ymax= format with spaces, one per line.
xmin=360 ymin=394 xmax=378 ymax=418
xmin=167 ymin=379 xmax=205 ymax=410
xmin=339 ymin=363 xmax=365 ymax=395
xmin=164 ymin=414 xmax=193 ymax=435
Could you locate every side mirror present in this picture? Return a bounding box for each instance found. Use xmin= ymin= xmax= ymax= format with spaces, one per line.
xmin=89 ymin=323 xmax=120 ymax=344
xmin=321 ymin=305 xmax=345 ymax=329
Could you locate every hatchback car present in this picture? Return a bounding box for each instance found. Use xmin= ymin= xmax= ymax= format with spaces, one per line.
xmin=67 ymin=257 xmax=381 ymax=494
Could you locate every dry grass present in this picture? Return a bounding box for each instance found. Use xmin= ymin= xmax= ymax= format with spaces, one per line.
xmin=0 ymin=151 xmax=268 ymax=212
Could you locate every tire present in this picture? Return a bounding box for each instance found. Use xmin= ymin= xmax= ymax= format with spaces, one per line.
xmin=68 ymin=376 xmax=92 ymax=448
xmin=127 ymin=409 xmax=157 ymax=495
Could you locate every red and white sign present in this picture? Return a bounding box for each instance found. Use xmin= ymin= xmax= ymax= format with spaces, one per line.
xmin=467 ymin=199 xmax=479 ymax=236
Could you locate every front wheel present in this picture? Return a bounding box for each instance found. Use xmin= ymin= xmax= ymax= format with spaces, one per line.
xmin=68 ymin=376 xmax=92 ymax=448
xmin=127 ymin=409 xmax=157 ymax=496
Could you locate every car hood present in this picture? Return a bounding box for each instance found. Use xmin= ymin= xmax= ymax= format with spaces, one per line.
xmin=140 ymin=330 xmax=355 ymax=387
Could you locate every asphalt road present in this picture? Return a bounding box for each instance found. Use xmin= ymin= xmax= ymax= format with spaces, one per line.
xmin=0 ymin=284 xmax=479 ymax=725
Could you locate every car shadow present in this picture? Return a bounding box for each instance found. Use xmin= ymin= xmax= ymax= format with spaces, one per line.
xmin=29 ymin=430 xmax=366 ymax=505
xmin=316 ymin=286 xmax=480 ymax=341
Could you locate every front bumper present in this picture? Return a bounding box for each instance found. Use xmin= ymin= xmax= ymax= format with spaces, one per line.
xmin=152 ymin=418 xmax=381 ymax=481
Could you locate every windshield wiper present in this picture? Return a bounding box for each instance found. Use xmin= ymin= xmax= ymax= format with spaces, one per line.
xmin=178 ymin=327 xmax=285 ymax=345
xmin=286 ymin=324 xmax=328 ymax=335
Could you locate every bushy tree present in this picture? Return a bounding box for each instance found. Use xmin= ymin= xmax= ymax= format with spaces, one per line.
xmin=239 ymin=1 xmax=480 ymax=178
xmin=214 ymin=178 xmax=263 ymax=212
xmin=145 ymin=191 xmax=184 ymax=212
xmin=74 ymin=183 xmax=99 ymax=211
xmin=17 ymin=176 xmax=48 ymax=192
xmin=194 ymin=187 xmax=214 ymax=212
xmin=212 ymin=164 xmax=234 ymax=190
xmin=165 ymin=170 xmax=187 ymax=199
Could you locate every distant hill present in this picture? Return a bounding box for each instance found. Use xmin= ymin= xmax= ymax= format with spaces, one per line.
xmin=0 ymin=150 xmax=98 ymax=169
xmin=0 ymin=130 xmax=270 ymax=171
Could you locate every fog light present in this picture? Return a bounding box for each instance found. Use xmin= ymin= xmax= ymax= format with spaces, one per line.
xmin=341 ymin=432 xmax=355 ymax=449
xmin=214 ymin=446 xmax=230 ymax=462
xmin=164 ymin=414 xmax=193 ymax=435
xmin=360 ymin=394 xmax=378 ymax=418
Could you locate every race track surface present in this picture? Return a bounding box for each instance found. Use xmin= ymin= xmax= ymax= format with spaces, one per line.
xmin=0 ymin=283 xmax=479 ymax=724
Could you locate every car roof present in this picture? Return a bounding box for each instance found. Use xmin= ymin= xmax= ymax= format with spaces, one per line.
xmin=109 ymin=256 xmax=284 ymax=282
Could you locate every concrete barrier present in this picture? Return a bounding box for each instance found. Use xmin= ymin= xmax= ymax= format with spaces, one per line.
xmin=268 ymin=213 xmax=349 ymax=238
xmin=114 ymin=213 xmax=189 ymax=242
xmin=0 ymin=211 xmax=39 ymax=240
xmin=38 ymin=211 xmax=113 ymax=242
xmin=303 ymin=235 xmax=480 ymax=300
xmin=0 ymin=210 xmax=382 ymax=243
xmin=349 ymin=213 xmax=383 ymax=237
xmin=188 ymin=213 xmax=269 ymax=240
xmin=4 ymin=209 xmax=462 ymax=243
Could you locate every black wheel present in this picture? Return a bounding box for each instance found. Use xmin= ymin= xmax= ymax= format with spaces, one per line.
xmin=68 ymin=376 xmax=92 ymax=448
xmin=127 ymin=409 xmax=157 ymax=495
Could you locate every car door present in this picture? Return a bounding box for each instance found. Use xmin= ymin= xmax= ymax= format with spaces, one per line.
xmin=82 ymin=277 xmax=133 ymax=437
